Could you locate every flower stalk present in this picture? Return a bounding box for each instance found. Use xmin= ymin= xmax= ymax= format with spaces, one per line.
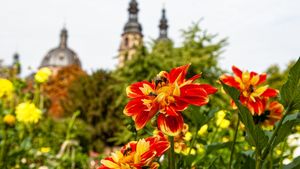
xmin=228 ymin=116 xmax=240 ymax=169
xmin=169 ymin=136 xmax=175 ymax=169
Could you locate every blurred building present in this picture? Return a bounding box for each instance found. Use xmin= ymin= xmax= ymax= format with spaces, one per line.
xmin=118 ymin=0 xmax=170 ymax=67
xmin=0 ymin=53 xmax=21 ymax=78
xmin=40 ymin=27 xmax=82 ymax=75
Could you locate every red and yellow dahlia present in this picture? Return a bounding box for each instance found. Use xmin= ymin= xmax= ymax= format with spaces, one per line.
xmin=98 ymin=134 xmax=169 ymax=169
xmin=253 ymin=101 xmax=284 ymax=128
xmin=124 ymin=64 xmax=217 ymax=136
xmin=220 ymin=66 xmax=278 ymax=115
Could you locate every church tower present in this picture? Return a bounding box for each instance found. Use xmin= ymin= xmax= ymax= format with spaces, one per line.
xmin=118 ymin=0 xmax=143 ymax=67
xmin=157 ymin=8 xmax=170 ymax=41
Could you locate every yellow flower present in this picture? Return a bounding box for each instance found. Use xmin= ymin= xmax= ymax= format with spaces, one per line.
xmin=34 ymin=67 xmax=52 ymax=83
xmin=198 ymin=124 xmax=208 ymax=136
xmin=3 ymin=114 xmax=16 ymax=126
xmin=0 ymin=78 xmax=14 ymax=99
xmin=16 ymin=102 xmax=42 ymax=124
xmin=40 ymin=147 xmax=51 ymax=153
xmin=196 ymin=144 xmax=206 ymax=155
xmin=182 ymin=147 xmax=196 ymax=156
xmin=217 ymin=119 xmax=231 ymax=129
xmin=184 ymin=132 xmax=192 ymax=141
xmin=222 ymin=136 xmax=230 ymax=143
xmin=216 ymin=110 xmax=227 ymax=119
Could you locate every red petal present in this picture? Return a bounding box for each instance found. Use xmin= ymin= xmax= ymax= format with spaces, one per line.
xmin=198 ymin=84 xmax=218 ymax=95
xmin=250 ymin=71 xmax=258 ymax=79
xmin=124 ymin=98 xmax=147 ymax=116
xmin=126 ymin=81 xmax=154 ymax=98
xmin=261 ymin=88 xmax=278 ymax=97
xmin=247 ymin=99 xmax=266 ymax=115
xmin=165 ymin=106 xmax=180 ymax=116
xmin=220 ymin=75 xmax=241 ymax=89
xmin=178 ymin=84 xmax=210 ymax=106
xmin=150 ymin=141 xmax=170 ymax=157
xmin=257 ymin=73 xmax=267 ymax=85
xmin=140 ymin=151 xmax=157 ymax=165
xmin=187 ymin=74 xmax=201 ymax=82
xmin=134 ymin=105 xmax=158 ymax=130
xmin=232 ymin=66 xmax=242 ymax=78
xmin=157 ymin=114 xmax=184 ymax=136
xmin=169 ymin=64 xmax=190 ymax=84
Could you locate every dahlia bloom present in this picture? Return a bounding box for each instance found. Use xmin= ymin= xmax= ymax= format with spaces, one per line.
xmin=16 ymin=102 xmax=42 ymax=124
xmin=124 ymin=64 xmax=217 ymax=136
xmin=98 ymin=134 xmax=169 ymax=169
xmin=253 ymin=101 xmax=284 ymax=128
xmin=220 ymin=66 xmax=278 ymax=115
xmin=35 ymin=67 xmax=52 ymax=83
xmin=0 ymin=78 xmax=14 ymax=99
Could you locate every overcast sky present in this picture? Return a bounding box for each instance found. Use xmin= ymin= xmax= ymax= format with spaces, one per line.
xmin=0 ymin=0 xmax=299 ymax=76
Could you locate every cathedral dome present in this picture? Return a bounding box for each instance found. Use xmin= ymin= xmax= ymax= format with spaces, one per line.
xmin=40 ymin=28 xmax=81 ymax=68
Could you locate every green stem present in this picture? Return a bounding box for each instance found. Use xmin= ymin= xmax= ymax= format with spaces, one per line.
xmin=255 ymin=152 xmax=262 ymax=169
xmin=261 ymin=107 xmax=290 ymax=161
xmin=228 ymin=117 xmax=240 ymax=169
xmin=188 ymin=124 xmax=199 ymax=156
xmin=169 ymin=136 xmax=175 ymax=169
xmin=0 ymin=125 xmax=7 ymax=167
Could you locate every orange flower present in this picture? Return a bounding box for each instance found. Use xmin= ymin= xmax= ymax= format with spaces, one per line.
xmin=253 ymin=101 xmax=284 ymax=128
xmin=98 ymin=133 xmax=169 ymax=169
xmin=220 ymin=66 xmax=278 ymax=115
xmin=124 ymin=64 xmax=217 ymax=136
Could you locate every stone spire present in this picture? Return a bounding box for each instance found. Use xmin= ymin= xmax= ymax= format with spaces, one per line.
xmin=158 ymin=8 xmax=169 ymax=41
xmin=123 ymin=0 xmax=142 ymax=35
xmin=59 ymin=27 xmax=68 ymax=48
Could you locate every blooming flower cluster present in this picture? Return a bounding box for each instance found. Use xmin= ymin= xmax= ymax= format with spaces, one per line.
xmin=98 ymin=132 xmax=169 ymax=169
xmin=124 ymin=64 xmax=217 ymax=136
xmin=220 ymin=66 xmax=278 ymax=115
xmin=16 ymin=102 xmax=42 ymax=124
xmin=220 ymin=66 xmax=283 ymax=127
xmin=35 ymin=67 xmax=52 ymax=84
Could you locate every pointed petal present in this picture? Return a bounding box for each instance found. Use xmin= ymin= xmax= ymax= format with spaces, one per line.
xmin=198 ymin=84 xmax=218 ymax=95
xmin=169 ymin=64 xmax=190 ymax=84
xmin=178 ymin=84 xmax=210 ymax=106
xmin=220 ymin=75 xmax=241 ymax=89
xmin=134 ymin=106 xmax=158 ymax=130
xmin=232 ymin=66 xmax=243 ymax=78
xmin=157 ymin=114 xmax=184 ymax=136
xmin=124 ymin=98 xmax=147 ymax=116
xmin=257 ymin=73 xmax=267 ymax=85
xmin=126 ymin=81 xmax=154 ymax=98
xmin=261 ymin=88 xmax=278 ymax=97
xmin=150 ymin=141 xmax=170 ymax=156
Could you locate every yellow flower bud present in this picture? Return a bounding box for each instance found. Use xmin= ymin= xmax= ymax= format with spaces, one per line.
xmin=40 ymin=147 xmax=51 ymax=153
xmin=216 ymin=119 xmax=230 ymax=129
xmin=3 ymin=114 xmax=16 ymax=126
xmin=184 ymin=132 xmax=192 ymax=141
xmin=198 ymin=124 xmax=208 ymax=136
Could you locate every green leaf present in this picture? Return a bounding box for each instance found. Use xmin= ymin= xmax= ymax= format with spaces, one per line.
xmin=273 ymin=113 xmax=300 ymax=147
xmin=205 ymin=142 xmax=233 ymax=154
xmin=280 ymin=57 xmax=300 ymax=111
xmin=222 ymin=84 xmax=268 ymax=151
xmin=283 ymin=156 xmax=300 ymax=169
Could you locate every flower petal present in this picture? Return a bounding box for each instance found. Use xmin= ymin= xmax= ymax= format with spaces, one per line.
xmin=178 ymin=84 xmax=210 ymax=106
xmin=124 ymin=98 xmax=147 ymax=116
xmin=198 ymin=84 xmax=218 ymax=95
xmin=169 ymin=64 xmax=190 ymax=84
xmin=126 ymin=81 xmax=154 ymax=98
xmin=220 ymin=75 xmax=241 ymax=89
xmin=134 ymin=106 xmax=158 ymax=130
xmin=261 ymin=88 xmax=278 ymax=97
xmin=157 ymin=114 xmax=184 ymax=136
xmin=232 ymin=66 xmax=242 ymax=79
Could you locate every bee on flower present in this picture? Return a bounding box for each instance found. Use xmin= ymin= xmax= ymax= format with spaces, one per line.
xmin=98 ymin=133 xmax=169 ymax=169
xmin=0 ymin=78 xmax=14 ymax=99
xmin=34 ymin=67 xmax=52 ymax=83
xmin=220 ymin=66 xmax=278 ymax=115
xmin=124 ymin=64 xmax=217 ymax=136
xmin=16 ymin=102 xmax=42 ymax=124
